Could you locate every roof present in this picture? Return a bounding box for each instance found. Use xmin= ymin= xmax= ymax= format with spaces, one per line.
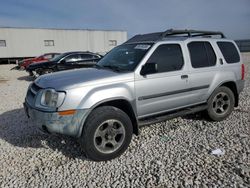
xmin=125 ymin=29 xmax=226 ymax=44
xmin=62 ymin=51 xmax=96 ymax=55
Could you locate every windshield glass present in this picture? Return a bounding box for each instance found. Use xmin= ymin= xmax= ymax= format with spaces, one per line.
xmin=97 ymin=43 xmax=153 ymax=72
xmin=50 ymin=53 xmax=67 ymax=62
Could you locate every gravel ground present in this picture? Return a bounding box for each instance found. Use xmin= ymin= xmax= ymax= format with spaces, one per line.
xmin=0 ymin=64 xmax=249 ymax=188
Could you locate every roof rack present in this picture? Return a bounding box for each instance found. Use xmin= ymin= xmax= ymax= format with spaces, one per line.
xmin=125 ymin=29 xmax=226 ymax=43
xmin=162 ymin=29 xmax=226 ymax=38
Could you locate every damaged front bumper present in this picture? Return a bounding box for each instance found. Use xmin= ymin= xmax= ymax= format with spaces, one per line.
xmin=24 ymin=102 xmax=90 ymax=137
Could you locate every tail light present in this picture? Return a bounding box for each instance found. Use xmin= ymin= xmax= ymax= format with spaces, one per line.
xmin=241 ymin=64 xmax=245 ymax=80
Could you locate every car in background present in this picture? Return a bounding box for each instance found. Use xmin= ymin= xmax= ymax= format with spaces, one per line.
xmin=18 ymin=53 xmax=60 ymax=70
xmin=26 ymin=51 xmax=102 ymax=77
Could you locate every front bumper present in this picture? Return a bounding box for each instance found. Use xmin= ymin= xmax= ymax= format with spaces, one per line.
xmin=24 ymin=102 xmax=90 ymax=137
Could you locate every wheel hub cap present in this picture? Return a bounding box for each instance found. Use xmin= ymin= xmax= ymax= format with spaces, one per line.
xmin=212 ymin=92 xmax=230 ymax=115
xmin=94 ymin=119 xmax=126 ymax=154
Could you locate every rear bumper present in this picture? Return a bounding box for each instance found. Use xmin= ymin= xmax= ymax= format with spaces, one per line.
xmin=236 ymin=80 xmax=245 ymax=94
xmin=24 ymin=102 xmax=90 ymax=137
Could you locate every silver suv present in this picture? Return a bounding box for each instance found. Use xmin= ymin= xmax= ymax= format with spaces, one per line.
xmin=24 ymin=29 xmax=245 ymax=161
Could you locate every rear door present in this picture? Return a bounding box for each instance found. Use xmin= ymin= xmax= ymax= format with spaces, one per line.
xmin=185 ymin=41 xmax=218 ymax=104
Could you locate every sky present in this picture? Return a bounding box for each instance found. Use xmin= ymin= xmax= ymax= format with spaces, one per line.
xmin=0 ymin=0 xmax=249 ymax=39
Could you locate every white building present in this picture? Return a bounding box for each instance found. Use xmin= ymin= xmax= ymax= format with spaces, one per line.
xmin=0 ymin=27 xmax=127 ymax=62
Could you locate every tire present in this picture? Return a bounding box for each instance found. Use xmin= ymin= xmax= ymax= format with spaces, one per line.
xmin=33 ymin=69 xmax=41 ymax=78
xmin=79 ymin=106 xmax=133 ymax=161
xmin=206 ymin=86 xmax=235 ymax=121
xmin=28 ymin=71 xmax=34 ymax=76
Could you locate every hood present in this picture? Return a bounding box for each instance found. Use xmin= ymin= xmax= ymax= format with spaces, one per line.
xmin=35 ymin=68 xmax=134 ymax=90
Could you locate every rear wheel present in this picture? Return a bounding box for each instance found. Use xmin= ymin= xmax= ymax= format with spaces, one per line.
xmin=79 ymin=106 xmax=133 ymax=161
xmin=206 ymin=86 xmax=235 ymax=121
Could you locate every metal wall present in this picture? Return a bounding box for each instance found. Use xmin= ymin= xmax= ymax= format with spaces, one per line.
xmin=0 ymin=27 xmax=127 ymax=58
xmin=235 ymin=40 xmax=250 ymax=52
xmin=241 ymin=52 xmax=250 ymax=63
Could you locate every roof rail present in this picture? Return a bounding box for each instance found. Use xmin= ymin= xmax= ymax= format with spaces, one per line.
xmin=125 ymin=29 xmax=226 ymax=43
xmin=162 ymin=29 xmax=226 ymax=38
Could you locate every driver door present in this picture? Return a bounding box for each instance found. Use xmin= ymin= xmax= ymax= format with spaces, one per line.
xmin=135 ymin=43 xmax=190 ymax=118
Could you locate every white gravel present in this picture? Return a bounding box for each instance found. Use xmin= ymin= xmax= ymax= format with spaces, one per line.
xmin=0 ymin=64 xmax=249 ymax=187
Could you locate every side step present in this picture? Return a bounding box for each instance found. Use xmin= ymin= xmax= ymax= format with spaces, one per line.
xmin=138 ymin=104 xmax=208 ymax=127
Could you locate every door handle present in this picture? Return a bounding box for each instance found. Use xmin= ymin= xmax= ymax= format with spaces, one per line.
xmin=181 ymin=75 xmax=188 ymax=79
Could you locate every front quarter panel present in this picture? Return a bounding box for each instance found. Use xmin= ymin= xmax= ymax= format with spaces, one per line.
xmin=58 ymin=81 xmax=135 ymax=111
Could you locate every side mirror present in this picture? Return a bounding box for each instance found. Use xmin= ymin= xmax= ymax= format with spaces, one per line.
xmin=140 ymin=63 xmax=158 ymax=76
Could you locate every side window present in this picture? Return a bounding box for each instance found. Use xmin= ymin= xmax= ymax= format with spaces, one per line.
xmin=80 ymin=54 xmax=94 ymax=60
xmin=53 ymin=54 xmax=60 ymax=58
xmin=217 ymin=42 xmax=240 ymax=64
xmin=44 ymin=54 xmax=53 ymax=59
xmin=64 ymin=54 xmax=81 ymax=63
xmin=92 ymin=55 xmax=100 ymax=59
xmin=146 ymin=44 xmax=184 ymax=73
xmin=188 ymin=42 xmax=216 ymax=68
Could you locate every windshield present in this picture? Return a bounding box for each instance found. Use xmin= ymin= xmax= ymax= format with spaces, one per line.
xmin=50 ymin=53 xmax=67 ymax=62
xmin=97 ymin=43 xmax=153 ymax=72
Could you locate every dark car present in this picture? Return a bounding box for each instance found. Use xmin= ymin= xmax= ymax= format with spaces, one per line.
xmin=26 ymin=51 xmax=102 ymax=77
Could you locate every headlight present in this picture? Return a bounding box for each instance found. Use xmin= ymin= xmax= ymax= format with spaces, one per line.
xmin=40 ymin=89 xmax=65 ymax=108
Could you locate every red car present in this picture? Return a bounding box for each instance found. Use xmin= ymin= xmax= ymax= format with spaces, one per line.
xmin=19 ymin=53 xmax=60 ymax=69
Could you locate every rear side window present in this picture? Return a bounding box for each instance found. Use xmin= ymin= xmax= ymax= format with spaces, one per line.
xmin=217 ymin=42 xmax=240 ymax=64
xmin=188 ymin=42 xmax=216 ymax=68
xmin=80 ymin=54 xmax=94 ymax=60
xmin=146 ymin=44 xmax=184 ymax=73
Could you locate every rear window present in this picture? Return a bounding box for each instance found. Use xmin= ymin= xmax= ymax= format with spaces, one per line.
xmin=217 ymin=42 xmax=240 ymax=64
xmin=188 ymin=42 xmax=216 ymax=68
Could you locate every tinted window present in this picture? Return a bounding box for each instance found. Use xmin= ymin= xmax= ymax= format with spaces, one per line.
xmin=146 ymin=44 xmax=184 ymax=73
xmin=80 ymin=54 xmax=94 ymax=60
xmin=53 ymin=54 xmax=60 ymax=58
xmin=188 ymin=42 xmax=216 ymax=68
xmin=217 ymin=42 xmax=240 ymax=63
xmin=64 ymin=54 xmax=81 ymax=63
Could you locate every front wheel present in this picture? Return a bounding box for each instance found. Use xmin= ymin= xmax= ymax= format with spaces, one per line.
xmin=79 ymin=106 xmax=133 ymax=161
xmin=206 ymin=86 xmax=235 ymax=121
xmin=33 ymin=68 xmax=53 ymax=78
